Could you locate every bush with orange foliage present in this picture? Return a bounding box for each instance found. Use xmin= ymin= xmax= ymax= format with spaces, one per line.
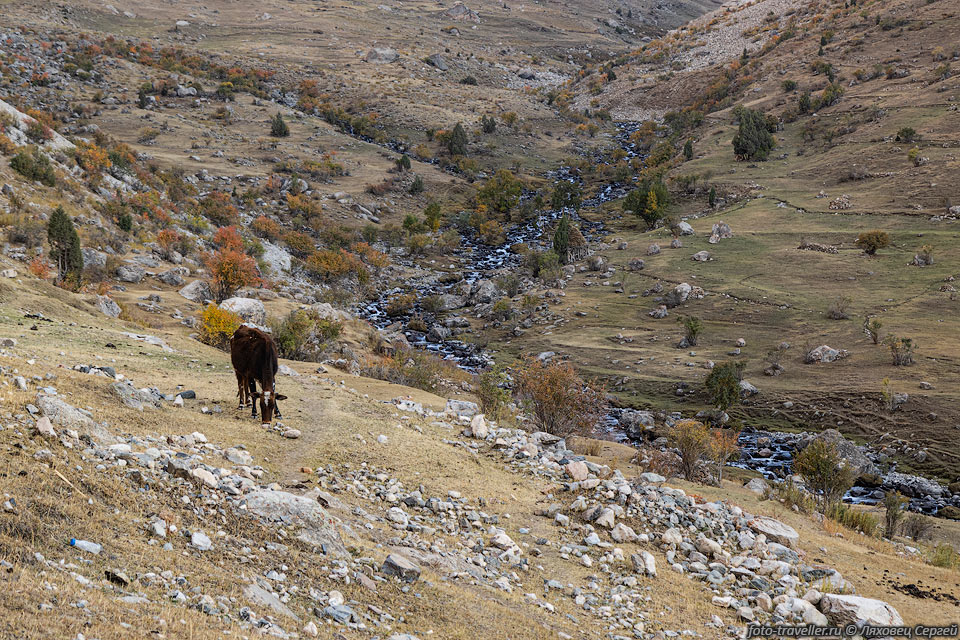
xmin=304 ymin=249 xmax=368 ymax=284
xmin=710 ymin=427 xmax=740 ymax=484
xmin=74 ymin=141 xmax=112 ymax=173
xmin=203 ymin=248 xmax=260 ymax=302
xmin=350 ymin=241 xmax=390 ymax=272
xmin=198 ymin=191 xmax=238 ymax=226
xmin=282 ymin=230 xmax=315 ymax=257
xmin=286 ymin=192 xmax=320 ymax=217
xmin=156 ymin=228 xmax=180 ymax=257
xmin=251 ymin=215 xmax=282 ymax=240
xmin=27 ymin=256 xmax=52 ymax=280
xmin=212 ymin=225 xmax=244 ymax=252
xmin=513 ymin=357 xmax=606 ymax=437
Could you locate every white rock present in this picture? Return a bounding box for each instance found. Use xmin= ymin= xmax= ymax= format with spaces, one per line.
xmin=819 ymin=594 xmax=903 ymax=626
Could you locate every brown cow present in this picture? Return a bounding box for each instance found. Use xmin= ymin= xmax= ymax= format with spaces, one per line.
xmin=230 ymin=325 xmax=287 ymax=425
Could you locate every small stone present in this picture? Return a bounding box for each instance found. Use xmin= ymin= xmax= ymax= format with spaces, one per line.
xmin=282 ymin=429 xmax=301 ymax=439
xmin=191 ymin=531 xmax=212 ymax=551
xmin=382 ymin=553 xmax=421 ymax=582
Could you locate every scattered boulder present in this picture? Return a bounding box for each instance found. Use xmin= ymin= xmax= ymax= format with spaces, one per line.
xmin=116 ymin=263 xmax=145 ymax=283
xmin=96 ymin=295 xmax=121 ymax=318
xmin=220 ymin=297 xmax=267 ymax=326
xmin=179 ymin=280 xmax=213 ymax=303
xmin=382 ymin=553 xmax=421 ymax=582
xmin=664 ymin=283 xmax=692 ymax=308
xmin=748 ymin=516 xmax=799 ymax=548
xmin=804 ymin=345 xmax=848 ymax=364
xmin=819 ymin=594 xmax=903 ymax=626
xmin=365 ymin=47 xmax=398 ymax=63
xmin=241 ymin=490 xmax=348 ymax=557
xmin=692 ymin=251 xmax=711 ymax=262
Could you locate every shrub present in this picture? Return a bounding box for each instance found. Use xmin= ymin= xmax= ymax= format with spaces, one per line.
xmin=551 ymin=181 xmax=583 ymax=211
xmin=929 ymin=544 xmax=960 ymax=569
xmin=408 ymin=175 xmax=424 ymax=195
xmin=680 ymin=315 xmax=703 ymax=346
xmin=670 ymin=419 xmax=711 ymax=481
xmin=198 ymin=304 xmax=242 ymax=350
xmin=283 ymin=230 xmax=316 ymax=257
xmin=913 ymin=244 xmax=934 ymax=266
xmin=480 ymin=114 xmax=496 ymax=134
xmin=490 ymin=298 xmax=513 ymax=321
xmin=424 ymin=201 xmax=443 ymax=232
xmin=704 ymin=360 xmax=744 ymax=411
xmin=198 ymin=191 xmax=238 ymax=226
xmin=27 ymin=256 xmax=51 ymax=279
xmin=497 ymin=273 xmax=522 ymax=298
xmin=886 ymin=335 xmax=915 ymax=366
xmin=0 ymin=133 xmax=15 ymax=156
xmin=304 ymin=249 xmax=368 ymax=283
xmin=623 ymin=178 xmax=669 ymax=229
xmin=895 ymin=127 xmax=917 ymax=143
xmin=732 ymin=107 xmax=775 ymax=161
xmin=460 ymin=76 xmax=478 ymax=86
xmin=477 ymin=170 xmax=523 ymax=215
xmin=74 ymin=141 xmax=111 ymax=174
xmin=883 ymin=491 xmax=907 ymax=537
xmin=683 ymin=138 xmax=693 ymax=161
xmin=855 ymin=230 xmax=889 ymax=255
xmin=47 ymin=206 xmax=83 ymax=287
xmin=270 ymin=309 xmax=343 ymax=361
xmin=708 ymin=186 xmax=716 ymax=207
xmin=385 ymin=292 xmax=416 ymax=316
xmin=203 ymin=248 xmax=260 ymax=302
xmin=156 ymin=228 xmax=180 ymax=258
xmin=864 ymin=317 xmax=883 ymax=344
xmin=710 ymin=427 xmax=739 ymax=484
xmin=826 ymin=503 xmax=879 ymax=537
xmin=827 ymin=295 xmax=850 ymax=320
xmin=362 ymin=348 xmax=461 ymax=394
xmin=513 ymin=357 xmax=606 ymax=437
xmin=795 ymin=440 xmax=856 ymax=511
xmin=477 ymin=365 xmax=511 ymax=422
xmin=781 ymin=79 xmax=797 ymax=92
xmin=903 ymin=514 xmax=934 ymax=541
xmin=10 ymin=148 xmax=56 ymax=186
xmin=397 ymin=154 xmax=412 ymax=171
xmin=252 ymin=215 xmax=282 ymax=239
xmin=270 ymin=112 xmax=290 ymax=137
xmin=7 ymin=217 xmax=45 ymax=248
xmin=527 ymin=249 xmax=561 ymax=282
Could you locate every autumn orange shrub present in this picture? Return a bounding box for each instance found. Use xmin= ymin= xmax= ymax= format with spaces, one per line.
xmin=251 ymin=215 xmax=282 ymax=240
xmin=75 ymin=141 xmax=111 ymax=173
xmin=282 ymin=230 xmax=315 ymax=257
xmin=156 ymin=228 xmax=180 ymax=256
xmin=304 ymin=248 xmax=368 ymax=283
xmin=27 ymin=256 xmax=52 ymax=279
xmin=198 ymin=304 xmax=243 ymax=350
xmin=514 ymin=357 xmax=606 ymax=437
xmin=212 ymin=225 xmax=244 ymax=252
xmin=198 ymin=191 xmax=238 ymax=226
xmin=203 ymin=248 xmax=260 ymax=302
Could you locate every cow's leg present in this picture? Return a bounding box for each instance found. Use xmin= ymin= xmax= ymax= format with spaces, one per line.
xmin=236 ymin=372 xmax=246 ymax=409
xmin=249 ymin=379 xmax=258 ymax=418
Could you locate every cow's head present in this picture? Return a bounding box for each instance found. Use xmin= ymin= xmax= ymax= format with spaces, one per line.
xmin=254 ymin=388 xmax=288 ymax=426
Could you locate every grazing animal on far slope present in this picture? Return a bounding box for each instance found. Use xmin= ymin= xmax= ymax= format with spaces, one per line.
xmin=230 ymin=325 xmax=287 ymax=425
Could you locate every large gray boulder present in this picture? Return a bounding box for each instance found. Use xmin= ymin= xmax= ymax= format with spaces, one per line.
xmin=179 ymin=280 xmax=213 ymax=303
xmin=619 ymin=409 xmax=655 ymax=439
xmin=445 ymin=398 xmax=479 ymax=418
xmin=116 ymin=263 xmax=145 ymax=283
xmin=470 ymin=279 xmax=500 ymax=304
xmin=241 ymin=490 xmax=347 ymax=558
xmin=664 ymin=283 xmax=692 ymax=308
xmin=96 ymin=295 xmax=121 ymax=318
xmin=157 ymin=267 xmax=189 ymax=287
xmin=365 ymin=47 xmax=398 ymax=63
xmin=220 ymin=297 xmax=266 ymax=326
xmin=804 ymin=345 xmax=848 ymax=364
xmin=82 ymin=248 xmax=107 ymax=269
xmin=36 ymin=393 xmax=115 ymax=443
xmin=819 ymin=594 xmax=903 ymax=626
xmin=748 ymin=516 xmax=799 ymax=548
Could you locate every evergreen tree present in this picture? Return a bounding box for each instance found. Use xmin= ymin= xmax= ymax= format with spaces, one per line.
xmin=683 ymin=138 xmax=693 ymax=161
xmin=708 ymin=185 xmax=717 ymax=208
xmin=732 ymin=107 xmax=775 ymax=161
xmin=553 ymin=214 xmax=570 ymax=264
xmin=448 ymin=122 xmax=468 ymax=156
xmin=47 ymin=206 xmax=83 ymax=286
xmin=397 ymin=154 xmax=411 ymax=171
xmin=270 ymin=112 xmax=290 ymax=137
